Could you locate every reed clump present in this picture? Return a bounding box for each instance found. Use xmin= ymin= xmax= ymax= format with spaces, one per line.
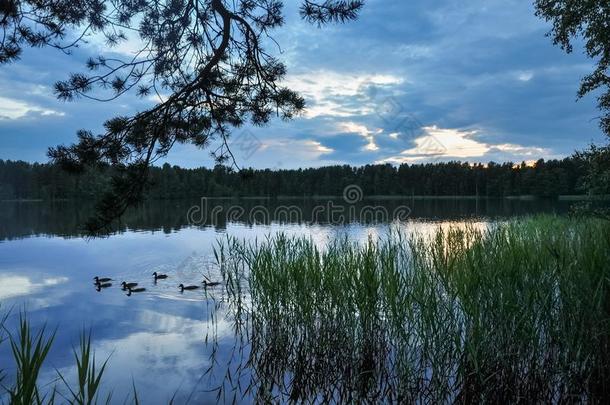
xmin=219 ymin=216 xmax=610 ymax=403
xmin=0 ymin=313 xmax=118 ymax=405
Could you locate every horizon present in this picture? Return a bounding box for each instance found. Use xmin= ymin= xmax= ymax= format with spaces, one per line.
xmin=0 ymin=155 xmax=568 ymax=170
xmin=0 ymin=0 xmax=605 ymax=169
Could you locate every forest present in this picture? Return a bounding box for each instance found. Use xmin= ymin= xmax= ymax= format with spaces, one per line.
xmin=0 ymin=157 xmax=588 ymax=200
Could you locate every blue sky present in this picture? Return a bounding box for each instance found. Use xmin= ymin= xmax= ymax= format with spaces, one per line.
xmin=0 ymin=0 xmax=605 ymax=169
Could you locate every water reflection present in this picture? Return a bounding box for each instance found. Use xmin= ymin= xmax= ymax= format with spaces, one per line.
xmin=0 ymin=275 xmax=69 ymax=300
xmin=0 ymin=198 xmax=573 ymax=241
xmin=0 ymin=200 xmax=592 ymax=403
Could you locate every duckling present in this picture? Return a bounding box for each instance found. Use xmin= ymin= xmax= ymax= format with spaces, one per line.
xmin=121 ymin=281 xmax=138 ymax=290
xmin=153 ymin=272 xmax=168 ymax=280
xmin=94 ymin=276 xmax=112 ymax=284
xmin=126 ymin=287 xmax=146 ymax=296
xmin=95 ymin=283 xmax=112 ymax=291
xmin=179 ymin=284 xmax=200 ymax=292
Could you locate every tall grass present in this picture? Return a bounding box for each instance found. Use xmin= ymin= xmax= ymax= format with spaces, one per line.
xmin=57 ymin=331 xmax=112 ymax=404
xmin=218 ymin=216 xmax=610 ymax=403
xmin=0 ymin=313 xmax=112 ymax=405
xmin=6 ymin=315 xmax=56 ymax=405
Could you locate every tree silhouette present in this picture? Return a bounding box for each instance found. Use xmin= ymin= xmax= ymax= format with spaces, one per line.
xmin=535 ymin=0 xmax=610 ymax=137
xmin=0 ymin=158 xmax=589 ymax=201
xmin=1 ymin=0 xmax=365 ymax=233
xmin=535 ymin=0 xmax=610 ymax=203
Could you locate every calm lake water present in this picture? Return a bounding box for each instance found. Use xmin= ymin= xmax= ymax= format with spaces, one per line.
xmin=0 ymin=198 xmax=576 ymax=403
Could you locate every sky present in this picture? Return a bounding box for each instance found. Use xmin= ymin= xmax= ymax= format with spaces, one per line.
xmin=0 ymin=0 xmax=606 ymax=169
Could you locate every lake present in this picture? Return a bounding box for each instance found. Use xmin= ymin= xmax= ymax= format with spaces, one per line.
xmin=0 ymin=198 xmax=577 ymax=403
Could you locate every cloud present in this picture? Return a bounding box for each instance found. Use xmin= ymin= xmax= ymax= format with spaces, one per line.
xmin=0 ymin=96 xmax=64 ymax=120
xmin=338 ymin=121 xmax=384 ymax=152
xmin=516 ymin=71 xmax=535 ymax=82
xmin=378 ymin=125 xmax=552 ymax=164
xmin=283 ymin=70 xmax=403 ymax=118
xmin=0 ymin=0 xmax=604 ymax=167
xmin=304 ymin=140 xmax=334 ymax=154
xmin=85 ymin=23 xmax=146 ymax=57
xmin=393 ymin=44 xmax=434 ymax=60
xmin=259 ymin=138 xmax=334 ymax=157
xmin=492 ymin=143 xmax=548 ymax=156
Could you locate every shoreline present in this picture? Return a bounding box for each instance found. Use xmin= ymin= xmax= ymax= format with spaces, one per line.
xmin=2 ymin=194 xmax=610 ymax=203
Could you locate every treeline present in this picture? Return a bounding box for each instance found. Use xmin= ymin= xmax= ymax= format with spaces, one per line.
xmin=0 ymin=157 xmax=587 ymax=200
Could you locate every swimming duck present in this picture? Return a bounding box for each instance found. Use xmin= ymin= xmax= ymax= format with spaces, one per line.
xmin=202 ymin=280 xmax=221 ymax=288
xmin=179 ymin=284 xmax=200 ymax=292
xmin=94 ymin=276 xmax=112 ymax=284
xmin=153 ymin=272 xmax=168 ymax=280
xmin=126 ymin=287 xmax=146 ymax=296
xmin=202 ymin=275 xmax=221 ymax=287
xmin=121 ymin=282 xmax=138 ymax=290
xmin=95 ymin=283 xmax=112 ymax=291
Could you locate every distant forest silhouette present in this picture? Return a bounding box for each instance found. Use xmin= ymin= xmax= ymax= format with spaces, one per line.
xmin=0 ymin=158 xmax=588 ymax=200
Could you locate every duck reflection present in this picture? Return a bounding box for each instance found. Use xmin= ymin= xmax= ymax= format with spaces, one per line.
xmin=95 ymin=282 xmax=112 ymax=292
xmin=126 ymin=287 xmax=146 ymax=296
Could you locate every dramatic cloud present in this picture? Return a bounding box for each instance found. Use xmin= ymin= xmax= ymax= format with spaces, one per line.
xmin=0 ymin=0 xmax=604 ymax=167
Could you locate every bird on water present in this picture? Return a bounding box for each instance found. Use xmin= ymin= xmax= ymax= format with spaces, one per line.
xmin=179 ymin=284 xmax=200 ymax=292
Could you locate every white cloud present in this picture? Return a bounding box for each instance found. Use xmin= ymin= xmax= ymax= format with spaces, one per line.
xmin=339 ymin=122 xmax=382 ymax=152
xmin=242 ymin=138 xmax=335 ymax=168
xmin=304 ymin=140 xmax=334 ymax=154
xmin=492 ymin=143 xmax=547 ymax=156
xmin=0 ymin=96 xmax=64 ymax=120
xmin=378 ymin=125 xmax=551 ymax=164
xmin=283 ymin=70 xmax=404 ymax=118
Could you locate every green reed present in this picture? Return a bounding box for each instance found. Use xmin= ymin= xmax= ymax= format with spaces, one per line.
xmin=0 ymin=313 xmax=114 ymax=405
xmin=57 ymin=331 xmax=112 ymax=405
xmin=218 ymin=216 xmax=610 ymax=403
xmin=5 ymin=314 xmax=56 ymax=405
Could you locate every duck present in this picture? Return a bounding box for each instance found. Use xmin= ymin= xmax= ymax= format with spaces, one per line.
xmin=153 ymin=272 xmax=168 ymax=280
xmin=202 ymin=275 xmax=221 ymax=287
xmin=202 ymin=280 xmax=221 ymax=288
xmin=179 ymin=284 xmax=200 ymax=292
xmin=94 ymin=276 xmax=112 ymax=284
xmin=121 ymin=281 xmax=138 ymax=290
xmin=126 ymin=287 xmax=146 ymax=296
xmin=95 ymin=283 xmax=112 ymax=291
